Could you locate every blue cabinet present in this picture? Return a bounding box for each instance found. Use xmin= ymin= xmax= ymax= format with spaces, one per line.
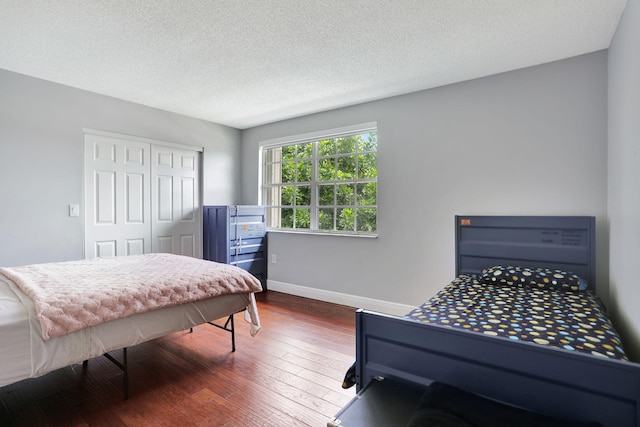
xmin=203 ymin=205 xmax=267 ymax=290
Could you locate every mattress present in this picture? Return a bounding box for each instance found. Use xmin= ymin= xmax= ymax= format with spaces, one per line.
xmin=405 ymin=274 xmax=628 ymax=361
xmin=0 ymin=274 xmax=258 ymax=388
xmin=0 ymin=275 xmax=31 ymax=387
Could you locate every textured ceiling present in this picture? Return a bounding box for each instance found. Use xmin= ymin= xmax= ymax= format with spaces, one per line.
xmin=0 ymin=1 xmax=628 ymax=129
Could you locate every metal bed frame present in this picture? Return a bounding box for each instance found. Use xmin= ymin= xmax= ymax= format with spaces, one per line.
xmin=355 ymin=216 xmax=640 ymax=427
xmin=86 ymin=312 xmax=239 ymax=400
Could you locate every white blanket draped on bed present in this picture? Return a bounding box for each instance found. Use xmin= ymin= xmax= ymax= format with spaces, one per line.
xmin=0 ymin=253 xmax=262 ymax=340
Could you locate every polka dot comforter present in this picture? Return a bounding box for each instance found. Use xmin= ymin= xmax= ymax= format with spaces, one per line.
xmin=405 ymin=274 xmax=628 ymax=360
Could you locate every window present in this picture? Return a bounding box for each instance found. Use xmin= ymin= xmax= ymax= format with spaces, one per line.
xmin=261 ymin=123 xmax=377 ymax=236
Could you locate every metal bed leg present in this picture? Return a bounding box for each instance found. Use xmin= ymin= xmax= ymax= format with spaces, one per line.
xmin=230 ymin=314 xmax=235 ymax=352
xmin=103 ymin=348 xmax=129 ymax=400
xmin=206 ymin=313 xmax=237 ymax=352
xmin=122 ymin=348 xmax=128 ymax=400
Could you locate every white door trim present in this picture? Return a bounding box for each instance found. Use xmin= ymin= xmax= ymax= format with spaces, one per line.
xmin=83 ymin=128 xmax=204 ymax=153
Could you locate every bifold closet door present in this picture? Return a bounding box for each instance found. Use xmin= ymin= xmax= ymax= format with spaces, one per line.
xmin=84 ymin=132 xmax=202 ymax=259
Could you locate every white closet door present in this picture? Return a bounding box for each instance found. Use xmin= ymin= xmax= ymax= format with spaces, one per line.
xmin=84 ymin=133 xmax=151 ymax=258
xmin=84 ymin=131 xmax=202 ymax=259
xmin=151 ymin=145 xmax=202 ymax=257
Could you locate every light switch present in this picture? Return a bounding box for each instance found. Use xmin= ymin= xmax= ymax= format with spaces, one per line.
xmin=69 ymin=204 xmax=80 ymax=217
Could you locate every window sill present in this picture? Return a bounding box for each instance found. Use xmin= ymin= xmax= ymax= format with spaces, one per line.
xmin=266 ymin=228 xmax=378 ymax=238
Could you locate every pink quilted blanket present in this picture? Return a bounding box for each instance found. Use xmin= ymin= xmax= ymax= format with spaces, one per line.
xmin=0 ymin=253 xmax=262 ymax=340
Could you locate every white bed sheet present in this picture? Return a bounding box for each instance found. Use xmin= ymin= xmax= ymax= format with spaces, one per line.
xmin=0 ymin=276 xmax=31 ymax=387
xmin=0 ymin=275 xmax=259 ymax=388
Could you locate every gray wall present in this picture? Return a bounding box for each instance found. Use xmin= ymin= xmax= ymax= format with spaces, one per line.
xmin=0 ymin=69 xmax=241 ymax=267
xmin=242 ymin=51 xmax=609 ymax=310
xmin=608 ymin=0 xmax=640 ymax=361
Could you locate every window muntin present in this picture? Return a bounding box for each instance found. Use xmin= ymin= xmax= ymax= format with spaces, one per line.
xmin=261 ymin=127 xmax=377 ymax=235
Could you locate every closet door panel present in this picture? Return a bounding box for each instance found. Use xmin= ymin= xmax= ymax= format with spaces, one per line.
xmin=151 ymin=145 xmax=201 ymax=257
xmin=84 ymin=133 xmax=151 ymax=258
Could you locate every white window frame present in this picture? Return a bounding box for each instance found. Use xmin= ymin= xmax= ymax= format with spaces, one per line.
xmin=259 ymin=122 xmax=378 ymax=237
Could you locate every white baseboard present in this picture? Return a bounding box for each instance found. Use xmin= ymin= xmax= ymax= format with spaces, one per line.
xmin=267 ymin=280 xmax=414 ymax=316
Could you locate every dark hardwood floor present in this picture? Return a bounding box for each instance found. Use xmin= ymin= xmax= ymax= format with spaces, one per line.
xmin=0 ymin=291 xmax=357 ymax=426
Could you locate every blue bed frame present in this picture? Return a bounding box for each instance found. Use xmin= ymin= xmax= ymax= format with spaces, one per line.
xmin=355 ymin=215 xmax=640 ymax=427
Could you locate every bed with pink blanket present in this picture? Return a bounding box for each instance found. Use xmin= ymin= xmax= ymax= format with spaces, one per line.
xmin=0 ymin=253 xmax=262 ymax=397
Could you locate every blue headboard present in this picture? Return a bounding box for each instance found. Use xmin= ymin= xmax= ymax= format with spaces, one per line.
xmin=455 ymin=215 xmax=596 ymax=291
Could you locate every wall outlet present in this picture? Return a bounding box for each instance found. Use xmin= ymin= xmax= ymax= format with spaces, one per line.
xmin=271 ymin=254 xmax=277 ymax=264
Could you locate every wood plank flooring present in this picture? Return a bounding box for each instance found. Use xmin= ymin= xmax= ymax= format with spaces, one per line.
xmin=0 ymin=291 xmax=357 ymax=426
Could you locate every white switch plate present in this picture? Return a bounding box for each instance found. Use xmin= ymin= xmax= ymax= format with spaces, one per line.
xmin=69 ymin=204 xmax=80 ymax=217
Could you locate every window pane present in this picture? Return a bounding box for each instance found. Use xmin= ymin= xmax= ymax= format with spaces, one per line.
xmin=281 ymin=186 xmax=294 ymax=206
xmin=266 ymin=207 xmax=281 ymax=228
xmin=282 ymin=162 xmax=296 ymax=183
xmin=298 ymin=142 xmax=313 ymax=159
xmin=318 ymin=184 xmax=334 ymax=206
xmin=282 ymin=145 xmax=296 ymax=160
xmin=295 ymin=208 xmax=310 ymax=229
xmin=281 ymin=208 xmax=294 ymax=228
xmin=264 ymin=147 xmax=282 ymax=163
xmin=265 ymin=186 xmax=282 ymax=206
xmin=358 ymin=153 xmax=377 ymax=179
xmin=337 ymin=136 xmax=356 ymax=154
xmin=336 ymin=208 xmax=355 ymax=231
xmin=356 ymin=208 xmax=377 ymax=232
xmin=298 ymin=160 xmax=312 ymax=182
xmin=264 ymin=162 xmax=281 ymax=184
xmin=318 ymin=157 xmax=336 ymax=181
xmin=296 ymin=185 xmax=311 ymax=206
xmin=319 ymin=208 xmax=334 ymax=230
xmin=318 ymin=139 xmax=336 ymax=156
xmin=356 ymin=182 xmax=377 ymax=206
xmin=336 ymin=183 xmax=354 ymax=205
xmin=337 ymin=156 xmax=356 ymax=179
xmin=358 ymin=132 xmax=377 ymax=152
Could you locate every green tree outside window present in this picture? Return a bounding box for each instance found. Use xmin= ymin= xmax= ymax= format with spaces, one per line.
xmin=262 ymin=128 xmax=377 ymax=235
